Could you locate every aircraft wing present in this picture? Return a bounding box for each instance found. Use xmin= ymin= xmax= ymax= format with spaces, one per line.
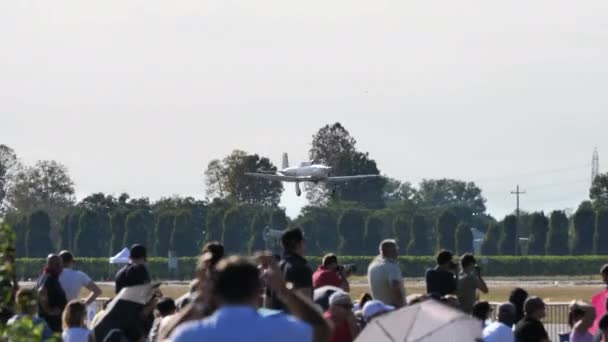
xmin=325 ymin=174 xmax=383 ymax=182
xmin=244 ymin=173 xmax=311 ymax=183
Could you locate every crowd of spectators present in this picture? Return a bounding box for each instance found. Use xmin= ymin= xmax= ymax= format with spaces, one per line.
xmin=5 ymin=229 xmax=608 ymax=342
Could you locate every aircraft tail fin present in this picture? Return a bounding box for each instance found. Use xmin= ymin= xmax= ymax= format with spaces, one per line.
xmin=282 ymin=153 xmax=289 ymax=169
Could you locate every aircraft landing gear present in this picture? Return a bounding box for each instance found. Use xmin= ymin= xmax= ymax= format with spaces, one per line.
xmin=295 ymin=182 xmax=302 ymax=197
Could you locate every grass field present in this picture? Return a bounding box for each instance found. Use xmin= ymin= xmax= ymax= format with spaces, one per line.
xmin=88 ymin=278 xmax=606 ymax=304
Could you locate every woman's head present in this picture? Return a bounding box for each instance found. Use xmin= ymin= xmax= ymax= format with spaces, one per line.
xmin=472 ymin=301 xmax=492 ymax=321
xmin=569 ymin=300 xmax=596 ymax=329
xmin=62 ymin=300 xmax=87 ymax=330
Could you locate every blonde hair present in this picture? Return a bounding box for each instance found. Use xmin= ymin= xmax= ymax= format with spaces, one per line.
xmin=62 ymin=300 xmax=87 ymax=330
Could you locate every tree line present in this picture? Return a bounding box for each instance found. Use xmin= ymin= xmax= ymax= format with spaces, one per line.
xmin=2 ymin=122 xmax=608 ymax=257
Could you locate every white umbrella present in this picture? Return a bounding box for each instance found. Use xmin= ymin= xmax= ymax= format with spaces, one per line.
xmin=109 ymin=247 xmax=130 ymax=264
xmin=356 ymin=300 xmax=482 ymax=342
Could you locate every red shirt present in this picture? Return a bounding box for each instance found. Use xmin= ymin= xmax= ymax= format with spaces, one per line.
xmin=324 ymin=311 xmax=353 ymax=342
xmin=313 ymin=266 xmax=342 ymax=289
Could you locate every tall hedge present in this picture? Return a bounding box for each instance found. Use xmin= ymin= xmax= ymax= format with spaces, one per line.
xmin=572 ymin=203 xmax=596 ymax=255
xmin=499 ymin=215 xmax=517 ymax=255
xmin=595 ymin=209 xmax=608 ymax=255
xmin=393 ymin=215 xmax=410 ymax=254
xmin=480 ymin=222 xmax=500 ymax=255
xmin=314 ymin=208 xmax=340 ymax=254
xmin=25 ymin=210 xmax=54 ymax=258
xmin=270 ymin=210 xmax=288 ymax=231
xmin=171 ymin=211 xmax=199 ymax=257
xmin=76 ymin=210 xmax=106 ymax=257
xmin=364 ymin=215 xmax=384 ymax=255
xmin=109 ymin=210 xmax=127 ymax=255
xmin=407 ymin=215 xmax=431 ymax=256
xmin=436 ymin=210 xmax=457 ymax=252
xmin=527 ymin=212 xmax=548 ymax=255
xmin=339 ymin=209 xmax=366 ymax=255
xmin=546 ymin=210 xmax=569 ymax=255
xmin=124 ymin=210 xmax=148 ymax=249
xmin=455 ymin=223 xmax=473 ymax=255
xmin=222 ymin=207 xmax=249 ymax=254
xmin=155 ymin=212 xmax=175 ymax=257
xmin=249 ymin=212 xmax=268 ymax=254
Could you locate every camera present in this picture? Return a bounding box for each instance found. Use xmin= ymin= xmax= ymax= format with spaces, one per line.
xmin=337 ymin=264 xmax=357 ymax=273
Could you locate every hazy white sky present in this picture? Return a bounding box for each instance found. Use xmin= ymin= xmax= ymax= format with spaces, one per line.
xmin=2 ymin=0 xmax=607 ymax=218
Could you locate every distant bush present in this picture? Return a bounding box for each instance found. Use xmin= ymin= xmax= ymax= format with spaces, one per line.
xmin=15 ymin=255 xmax=608 ymax=280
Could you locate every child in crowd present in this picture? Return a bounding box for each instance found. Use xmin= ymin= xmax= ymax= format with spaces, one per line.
xmin=568 ymin=300 xmax=595 ymax=342
xmin=63 ymin=300 xmax=95 ymax=342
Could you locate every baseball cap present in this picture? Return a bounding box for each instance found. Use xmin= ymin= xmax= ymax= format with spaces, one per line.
xmin=329 ymin=291 xmax=352 ymax=307
xmin=362 ymin=300 xmax=394 ymax=321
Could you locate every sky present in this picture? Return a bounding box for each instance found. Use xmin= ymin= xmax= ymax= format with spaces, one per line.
xmin=1 ymin=0 xmax=608 ymax=218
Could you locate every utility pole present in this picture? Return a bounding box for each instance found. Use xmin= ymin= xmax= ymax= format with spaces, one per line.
xmin=510 ymin=185 xmax=526 ymax=255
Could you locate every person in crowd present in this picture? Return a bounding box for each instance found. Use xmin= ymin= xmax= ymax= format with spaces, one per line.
xmin=353 ymin=292 xmax=372 ymax=312
xmin=59 ymin=250 xmax=102 ymax=305
xmin=148 ymin=297 xmax=176 ymax=342
xmin=509 ymin=287 xmax=529 ymax=324
xmin=7 ymin=288 xmax=53 ymax=340
xmin=324 ymin=291 xmax=360 ymax=342
xmin=62 ymin=300 xmax=94 ymax=342
xmin=37 ymin=254 xmax=68 ymax=332
xmin=569 ymin=300 xmax=596 ymax=342
xmin=601 ymin=264 xmax=608 ymax=289
xmin=472 ymin=301 xmax=492 ymax=328
xmin=169 ymin=255 xmax=331 ymax=342
xmin=115 ymin=244 xmax=151 ymax=294
xmin=313 ymin=253 xmax=350 ymax=292
xmin=279 ymin=228 xmax=313 ymax=299
xmin=457 ymin=253 xmax=488 ymax=314
xmin=0 ymin=246 xmax=18 ymax=325
xmin=483 ymin=302 xmax=516 ymax=342
xmin=91 ymin=298 xmax=112 ymax=327
xmin=595 ymin=313 xmax=608 ymax=342
xmin=367 ymin=239 xmax=405 ymax=308
xmin=514 ymin=296 xmax=549 ymax=342
xmin=362 ymin=300 xmax=394 ymax=323
xmin=425 ymin=249 xmax=457 ymax=297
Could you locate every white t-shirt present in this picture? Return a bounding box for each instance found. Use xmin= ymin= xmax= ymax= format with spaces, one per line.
xmin=59 ymin=268 xmax=92 ymax=301
xmin=63 ymin=327 xmax=91 ymax=342
xmin=483 ymin=322 xmax=514 ymax=342
xmin=367 ymin=257 xmax=405 ymax=307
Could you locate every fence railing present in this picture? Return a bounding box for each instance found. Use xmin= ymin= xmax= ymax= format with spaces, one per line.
xmin=490 ymin=302 xmax=570 ymax=342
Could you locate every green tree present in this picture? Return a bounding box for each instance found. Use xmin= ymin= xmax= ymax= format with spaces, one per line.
xmin=299 ymin=206 xmax=340 ymax=253
xmin=171 ymin=211 xmax=199 ymax=257
xmin=155 ymin=212 xmax=175 ymax=257
xmin=546 ymin=210 xmax=570 ymax=255
xmin=383 ymin=179 xmax=418 ymax=207
xmin=0 ymin=144 xmax=20 ymax=211
xmin=205 ymin=200 xmax=229 ymax=243
xmin=75 ymin=210 xmax=107 ymax=257
xmin=417 ymin=179 xmax=486 ymax=216
xmin=364 ymin=214 xmax=384 ymax=255
xmin=455 ymin=223 xmax=473 ymax=254
xmin=124 ymin=210 xmax=148 ymax=248
xmin=499 ymin=215 xmax=517 ymax=255
xmin=591 ymin=173 xmax=608 ymax=209
xmin=436 ymin=210 xmax=458 ymax=252
xmin=249 ymin=212 xmax=268 ymax=254
xmin=595 ymin=208 xmax=608 ymax=255
xmin=25 ymin=210 xmax=53 ymax=257
xmin=572 ymin=202 xmax=596 ymax=255
xmin=407 ymin=215 xmax=431 ymax=255
xmin=338 ymin=209 xmax=366 ymax=255
xmin=480 ymin=222 xmax=499 ymax=255
xmin=332 ymin=151 xmax=386 ymax=209
xmin=109 ymin=209 xmax=127 ymax=254
xmin=392 ymin=215 xmax=410 ymax=254
xmin=527 ymin=212 xmax=549 ymax=255
xmin=222 ymin=207 xmax=249 ymax=254
xmin=270 ymin=209 xmax=289 ymax=231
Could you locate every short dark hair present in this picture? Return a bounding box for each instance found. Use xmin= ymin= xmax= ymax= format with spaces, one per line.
xmin=524 ymin=296 xmax=545 ymax=315
xmin=322 ymin=254 xmax=338 ymax=267
xmin=211 ymin=256 xmax=261 ymax=304
xmin=460 ymin=253 xmax=476 ymax=269
xmin=59 ymin=250 xmax=74 ymax=265
xmin=601 ymin=264 xmax=608 ymax=276
xmin=599 ymin=314 xmax=608 ymax=331
xmin=201 ymin=241 xmax=224 ymax=268
xmin=436 ymin=250 xmax=453 ymax=266
xmin=156 ymin=297 xmax=176 ymax=317
xmin=130 ymin=244 xmax=147 ymax=260
xmin=282 ymin=228 xmax=304 ymax=252
xmin=472 ymin=301 xmax=491 ymax=321
xmin=62 ymin=300 xmax=87 ymax=329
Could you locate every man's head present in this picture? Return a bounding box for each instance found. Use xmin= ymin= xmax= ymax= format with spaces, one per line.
xmin=460 ymin=253 xmax=476 ymax=271
xmin=496 ymin=302 xmax=516 ymax=326
xmin=129 ymin=244 xmax=147 ymax=264
xmin=328 ymin=291 xmax=353 ymax=322
xmin=59 ymin=250 xmax=75 ymax=268
xmin=601 ymin=264 xmax=608 ymax=286
xmin=322 ymin=254 xmax=339 ymax=271
xmin=524 ymin=296 xmax=546 ymax=320
xmin=46 ymin=254 xmax=63 ymax=274
xmin=436 ymin=250 xmax=453 ymax=267
xmin=156 ymin=297 xmax=177 ymax=317
xmin=379 ymin=239 xmax=398 ymax=259
xmin=211 ymin=256 xmax=261 ymax=306
xmin=282 ymin=228 xmax=305 ymax=255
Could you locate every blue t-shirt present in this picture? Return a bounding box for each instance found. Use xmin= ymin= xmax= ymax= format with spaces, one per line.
xmin=171 ymin=306 xmax=312 ymax=342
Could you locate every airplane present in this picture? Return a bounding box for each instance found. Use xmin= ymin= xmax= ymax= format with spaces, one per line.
xmin=244 ymin=153 xmax=382 ymax=196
